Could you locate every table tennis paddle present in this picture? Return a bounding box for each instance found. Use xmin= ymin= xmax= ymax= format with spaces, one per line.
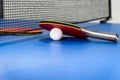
xmin=39 ymin=20 xmax=119 ymax=42
xmin=0 ymin=27 xmax=42 ymax=35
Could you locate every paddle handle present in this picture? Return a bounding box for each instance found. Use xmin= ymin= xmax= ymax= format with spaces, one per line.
xmin=82 ymin=29 xmax=119 ymax=42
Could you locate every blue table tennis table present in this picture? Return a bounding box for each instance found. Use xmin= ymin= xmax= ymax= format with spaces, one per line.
xmin=0 ymin=22 xmax=120 ymax=80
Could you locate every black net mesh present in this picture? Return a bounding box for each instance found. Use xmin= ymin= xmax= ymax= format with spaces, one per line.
xmin=3 ymin=0 xmax=110 ymax=21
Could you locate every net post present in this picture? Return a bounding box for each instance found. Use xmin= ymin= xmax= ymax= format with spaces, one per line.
xmin=0 ymin=0 xmax=3 ymax=18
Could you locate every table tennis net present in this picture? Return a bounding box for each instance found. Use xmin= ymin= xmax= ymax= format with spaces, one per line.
xmin=0 ymin=0 xmax=111 ymax=33
xmin=2 ymin=0 xmax=110 ymax=22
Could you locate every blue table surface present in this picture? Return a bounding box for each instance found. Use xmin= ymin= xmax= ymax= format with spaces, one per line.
xmin=0 ymin=23 xmax=120 ymax=80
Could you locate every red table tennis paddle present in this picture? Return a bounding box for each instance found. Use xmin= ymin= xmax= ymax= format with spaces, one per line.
xmin=39 ymin=20 xmax=118 ymax=42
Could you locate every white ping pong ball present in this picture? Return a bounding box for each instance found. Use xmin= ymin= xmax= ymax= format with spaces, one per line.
xmin=50 ymin=28 xmax=63 ymax=41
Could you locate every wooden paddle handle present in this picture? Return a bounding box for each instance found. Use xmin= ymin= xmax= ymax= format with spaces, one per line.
xmin=82 ymin=29 xmax=119 ymax=42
